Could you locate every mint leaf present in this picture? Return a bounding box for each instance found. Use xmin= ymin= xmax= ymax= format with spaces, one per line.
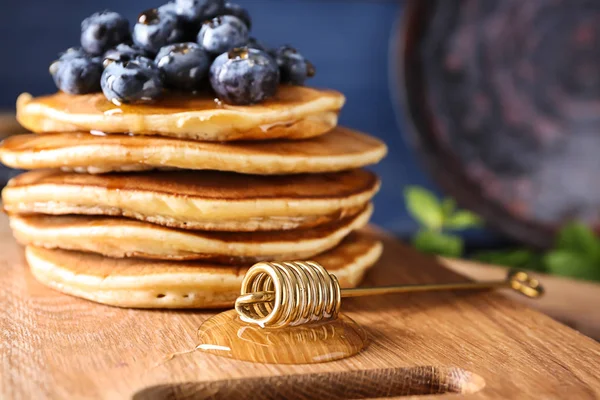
xmin=556 ymin=222 xmax=600 ymax=259
xmin=543 ymin=250 xmax=600 ymax=281
xmin=472 ymin=249 xmax=545 ymax=271
xmin=404 ymin=186 xmax=443 ymax=230
xmin=445 ymin=210 xmax=483 ymax=230
xmin=441 ymin=198 xmax=456 ymax=219
xmin=413 ymin=230 xmax=464 ymax=258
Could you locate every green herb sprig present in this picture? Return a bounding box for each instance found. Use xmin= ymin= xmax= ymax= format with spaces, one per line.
xmin=404 ymin=186 xmax=600 ymax=282
xmin=404 ymin=186 xmax=481 ymax=258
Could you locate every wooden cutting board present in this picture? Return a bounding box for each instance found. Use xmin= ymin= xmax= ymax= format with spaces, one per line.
xmin=1 ymin=213 xmax=599 ymax=400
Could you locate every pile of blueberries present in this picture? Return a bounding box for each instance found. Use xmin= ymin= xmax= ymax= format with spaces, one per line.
xmin=50 ymin=0 xmax=315 ymax=105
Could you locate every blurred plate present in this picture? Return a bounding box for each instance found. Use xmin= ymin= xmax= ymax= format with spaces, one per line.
xmin=397 ymin=0 xmax=600 ymax=248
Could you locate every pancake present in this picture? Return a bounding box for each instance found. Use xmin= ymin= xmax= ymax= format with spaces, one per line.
xmin=9 ymin=203 xmax=372 ymax=263
xmin=2 ymin=169 xmax=379 ymax=231
xmin=16 ymin=86 xmax=345 ymax=141
xmin=25 ymin=230 xmax=383 ymax=308
xmin=0 ymin=127 xmax=387 ymax=175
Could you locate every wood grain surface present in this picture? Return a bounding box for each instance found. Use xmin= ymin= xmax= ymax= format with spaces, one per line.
xmin=441 ymin=258 xmax=600 ymax=341
xmin=1 ymin=213 xmax=600 ymax=399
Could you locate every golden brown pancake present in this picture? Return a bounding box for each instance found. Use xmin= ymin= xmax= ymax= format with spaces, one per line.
xmin=0 ymin=127 xmax=387 ymax=175
xmin=2 ymin=169 xmax=380 ymax=231
xmin=9 ymin=203 xmax=372 ymax=263
xmin=25 ymin=230 xmax=382 ymax=308
xmin=16 ymin=86 xmax=345 ymax=141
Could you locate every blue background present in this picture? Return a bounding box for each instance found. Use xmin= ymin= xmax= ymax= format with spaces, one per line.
xmin=0 ymin=0 xmax=479 ymax=240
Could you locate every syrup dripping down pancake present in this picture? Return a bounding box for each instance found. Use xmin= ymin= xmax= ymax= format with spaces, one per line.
xmin=16 ymin=86 xmax=345 ymax=141
xmin=25 ymin=230 xmax=382 ymax=309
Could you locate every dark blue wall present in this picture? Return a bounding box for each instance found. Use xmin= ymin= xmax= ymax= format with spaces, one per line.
xmin=0 ymin=0 xmax=449 ymax=237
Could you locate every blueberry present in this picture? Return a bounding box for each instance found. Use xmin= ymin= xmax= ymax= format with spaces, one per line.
xmin=210 ymin=47 xmax=279 ymax=105
xmin=272 ymin=45 xmax=315 ymax=85
xmin=104 ymin=43 xmax=153 ymax=68
xmin=197 ymin=15 xmax=248 ymax=55
xmin=175 ymin=0 xmax=224 ymax=23
xmin=133 ymin=8 xmax=186 ymax=53
xmin=100 ymin=57 xmax=163 ymax=105
xmin=155 ymin=2 xmax=204 ymax=43
xmin=223 ymin=3 xmax=251 ymax=29
xmin=50 ymin=56 xmax=102 ymax=94
xmin=80 ymin=11 xmax=130 ymax=55
xmin=245 ymin=37 xmax=268 ymax=52
xmin=155 ymin=43 xmax=211 ymax=90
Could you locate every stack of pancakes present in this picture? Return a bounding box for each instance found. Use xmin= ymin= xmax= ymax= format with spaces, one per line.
xmin=0 ymin=86 xmax=387 ymax=308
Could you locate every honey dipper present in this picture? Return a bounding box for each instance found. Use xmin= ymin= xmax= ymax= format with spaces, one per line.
xmin=235 ymin=261 xmax=544 ymax=328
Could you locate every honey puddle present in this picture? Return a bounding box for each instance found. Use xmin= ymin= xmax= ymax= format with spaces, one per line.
xmin=195 ymin=309 xmax=368 ymax=364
